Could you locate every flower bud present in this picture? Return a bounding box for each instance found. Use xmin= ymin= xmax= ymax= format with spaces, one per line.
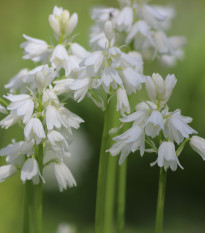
xmin=190 ymin=136 xmax=205 ymax=160
xmin=49 ymin=6 xmax=78 ymax=38
xmin=104 ymin=20 xmax=114 ymax=41
xmin=164 ymin=74 xmax=177 ymax=103
xmin=66 ymin=13 xmax=78 ymax=36
xmin=145 ymin=76 xmax=157 ymax=102
xmin=49 ymin=15 xmax=61 ymax=35
xmin=116 ymin=88 xmax=130 ymax=114
xmin=153 ymin=73 xmax=166 ymax=100
xmin=145 ymin=73 xmax=176 ymax=105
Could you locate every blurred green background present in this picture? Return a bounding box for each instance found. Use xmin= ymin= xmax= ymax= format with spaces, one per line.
xmin=1 ymin=0 xmax=205 ymax=232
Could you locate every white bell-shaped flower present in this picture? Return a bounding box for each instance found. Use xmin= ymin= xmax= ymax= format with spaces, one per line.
xmin=190 ymin=136 xmax=205 ymax=160
xmin=115 ymin=7 xmax=133 ymax=32
xmin=47 ymin=130 xmax=70 ymax=157
xmin=0 ymin=139 xmax=34 ymax=164
xmin=0 ymin=165 xmax=18 ymax=183
xmin=5 ymin=69 xmax=29 ymax=93
xmin=42 ymin=87 xmax=59 ymax=105
xmin=35 ymin=65 xmax=56 ymax=92
xmin=58 ymin=107 xmax=84 ymax=131
xmin=163 ymin=110 xmax=197 ymax=144
xmin=46 ymin=105 xmax=65 ymax=131
xmin=126 ymin=20 xmax=154 ymax=46
xmin=5 ymin=94 xmax=34 ymax=124
xmin=21 ymin=158 xmax=43 ymax=184
xmin=151 ymin=141 xmax=183 ymax=171
xmin=69 ymin=43 xmax=90 ymax=59
xmin=54 ymin=162 xmax=76 ymax=192
xmin=122 ymin=67 xmax=145 ymax=94
xmin=84 ymin=51 xmax=104 ymax=73
xmin=101 ymin=67 xmax=122 ymax=93
xmin=24 ymin=118 xmax=46 ymax=144
xmin=67 ymin=77 xmax=98 ymax=102
xmin=108 ymin=125 xmax=145 ymax=164
xmin=20 ymin=35 xmax=49 ymax=62
xmin=0 ymin=111 xmax=21 ymax=129
xmin=46 ymin=106 xmax=84 ymax=133
xmin=145 ymin=110 xmax=164 ymax=138
xmin=50 ymin=45 xmax=79 ymax=76
xmin=153 ymin=31 xmax=173 ymax=55
xmin=116 ymin=88 xmax=130 ymax=114
xmin=121 ymin=101 xmax=155 ymax=127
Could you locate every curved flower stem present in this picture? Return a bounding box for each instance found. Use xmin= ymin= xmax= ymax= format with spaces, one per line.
xmin=117 ymin=161 xmax=127 ymax=233
xmin=23 ymin=181 xmax=31 ymax=233
xmin=155 ymin=168 xmax=167 ymax=233
xmin=95 ymin=95 xmax=119 ymax=233
xmin=32 ymin=143 xmax=43 ymax=233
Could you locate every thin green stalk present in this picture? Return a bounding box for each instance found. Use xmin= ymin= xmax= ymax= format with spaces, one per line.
xmin=104 ymin=155 xmax=118 ymax=233
xmin=104 ymin=100 xmax=120 ymax=233
xmin=95 ymin=95 xmax=119 ymax=233
xmin=117 ymin=161 xmax=127 ymax=233
xmin=95 ymin=95 xmax=112 ymax=233
xmin=32 ymin=143 xmax=43 ymax=233
xmin=0 ymin=98 xmax=8 ymax=107
xmin=23 ymin=181 xmax=31 ymax=233
xmin=155 ymin=168 xmax=167 ymax=233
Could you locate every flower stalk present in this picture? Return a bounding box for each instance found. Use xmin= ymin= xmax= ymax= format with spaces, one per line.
xmin=95 ymin=95 xmax=112 ymax=233
xmin=117 ymin=161 xmax=127 ymax=233
xmin=32 ymin=143 xmax=43 ymax=233
xmin=155 ymin=168 xmax=167 ymax=233
xmin=23 ymin=181 xmax=31 ymax=233
xmin=95 ymin=95 xmax=120 ymax=233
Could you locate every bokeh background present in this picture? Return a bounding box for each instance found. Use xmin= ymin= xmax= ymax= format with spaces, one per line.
xmin=0 ymin=0 xmax=205 ymax=232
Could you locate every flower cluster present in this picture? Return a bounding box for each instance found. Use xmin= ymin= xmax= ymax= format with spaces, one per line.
xmin=108 ymin=73 xmax=199 ymax=171
xmin=90 ymin=0 xmax=186 ymax=66
xmin=0 ymin=6 xmax=86 ymax=191
xmin=60 ymin=21 xmax=145 ymax=114
xmin=0 ymin=2 xmax=205 ymax=191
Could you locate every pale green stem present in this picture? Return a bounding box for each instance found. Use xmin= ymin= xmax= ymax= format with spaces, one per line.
xmin=95 ymin=95 xmax=112 ymax=233
xmin=155 ymin=168 xmax=167 ymax=233
xmin=23 ymin=181 xmax=31 ymax=233
xmin=32 ymin=143 xmax=43 ymax=233
xmin=0 ymin=98 xmax=8 ymax=107
xmin=104 ymin=155 xmax=118 ymax=233
xmin=104 ymin=98 xmax=120 ymax=233
xmin=95 ymin=95 xmax=119 ymax=233
xmin=117 ymin=161 xmax=127 ymax=233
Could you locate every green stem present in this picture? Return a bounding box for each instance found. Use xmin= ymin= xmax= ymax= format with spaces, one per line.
xmin=104 ymin=155 xmax=118 ymax=233
xmin=104 ymin=98 xmax=120 ymax=233
xmin=0 ymin=98 xmax=8 ymax=107
xmin=23 ymin=181 xmax=32 ymax=233
xmin=32 ymin=143 xmax=43 ymax=233
xmin=95 ymin=95 xmax=119 ymax=233
xmin=155 ymin=168 xmax=167 ymax=233
xmin=117 ymin=161 xmax=127 ymax=233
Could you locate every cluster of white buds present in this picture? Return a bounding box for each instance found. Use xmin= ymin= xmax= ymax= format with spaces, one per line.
xmin=108 ymin=73 xmax=201 ymax=171
xmin=49 ymin=6 xmax=78 ymax=40
xmin=90 ymin=0 xmax=186 ymax=66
